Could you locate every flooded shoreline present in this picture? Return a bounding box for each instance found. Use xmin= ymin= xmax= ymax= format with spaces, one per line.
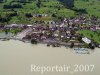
xmin=0 ymin=23 xmax=100 ymax=49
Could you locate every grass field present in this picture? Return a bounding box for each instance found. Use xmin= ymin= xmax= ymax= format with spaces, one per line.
xmin=79 ymin=30 xmax=100 ymax=44
xmin=74 ymin=0 xmax=100 ymax=17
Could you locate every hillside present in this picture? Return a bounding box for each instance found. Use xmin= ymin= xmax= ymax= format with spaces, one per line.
xmin=0 ymin=0 xmax=100 ymax=24
xmin=74 ymin=0 xmax=100 ymax=17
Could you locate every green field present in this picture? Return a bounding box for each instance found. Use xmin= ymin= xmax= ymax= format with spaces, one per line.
xmin=0 ymin=0 xmax=100 ymax=24
xmin=79 ymin=30 xmax=100 ymax=44
xmin=74 ymin=0 xmax=100 ymax=17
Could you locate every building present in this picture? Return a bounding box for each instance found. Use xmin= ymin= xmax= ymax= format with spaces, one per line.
xmin=82 ymin=37 xmax=91 ymax=44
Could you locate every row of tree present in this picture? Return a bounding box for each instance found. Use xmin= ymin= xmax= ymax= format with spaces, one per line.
xmin=3 ymin=4 xmax=22 ymax=9
xmin=0 ymin=12 xmax=17 ymax=23
xmin=58 ymin=0 xmax=74 ymax=8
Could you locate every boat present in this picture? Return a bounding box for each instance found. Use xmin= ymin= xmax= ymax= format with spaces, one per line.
xmin=75 ymin=50 xmax=90 ymax=54
xmin=74 ymin=48 xmax=88 ymax=51
xmin=74 ymin=48 xmax=89 ymax=54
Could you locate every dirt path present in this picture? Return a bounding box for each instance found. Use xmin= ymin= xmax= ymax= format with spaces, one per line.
xmin=15 ymin=28 xmax=33 ymax=40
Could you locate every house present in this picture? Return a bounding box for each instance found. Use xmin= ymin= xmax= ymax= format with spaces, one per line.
xmin=82 ymin=37 xmax=91 ymax=44
xmin=96 ymin=25 xmax=100 ymax=30
xmin=27 ymin=25 xmax=33 ymax=27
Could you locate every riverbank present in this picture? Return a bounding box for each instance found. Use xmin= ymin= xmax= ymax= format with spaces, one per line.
xmin=0 ymin=15 xmax=100 ymax=49
xmin=0 ymin=25 xmax=100 ymax=49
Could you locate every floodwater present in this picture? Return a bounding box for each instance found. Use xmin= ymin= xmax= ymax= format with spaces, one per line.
xmin=0 ymin=40 xmax=100 ymax=75
xmin=0 ymin=32 xmax=14 ymax=38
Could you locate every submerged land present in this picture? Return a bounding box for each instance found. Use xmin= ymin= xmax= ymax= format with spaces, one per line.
xmin=0 ymin=0 xmax=100 ymax=49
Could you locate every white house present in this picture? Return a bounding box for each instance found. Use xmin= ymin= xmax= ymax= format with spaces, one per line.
xmin=82 ymin=37 xmax=91 ymax=44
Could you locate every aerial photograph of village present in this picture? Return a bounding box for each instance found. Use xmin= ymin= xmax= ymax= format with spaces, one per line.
xmin=0 ymin=0 xmax=100 ymax=75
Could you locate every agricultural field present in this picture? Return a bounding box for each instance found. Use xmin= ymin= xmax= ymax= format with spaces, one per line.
xmin=0 ymin=0 xmax=100 ymax=24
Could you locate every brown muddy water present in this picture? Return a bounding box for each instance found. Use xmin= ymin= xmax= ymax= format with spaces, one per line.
xmin=0 ymin=40 xmax=100 ymax=75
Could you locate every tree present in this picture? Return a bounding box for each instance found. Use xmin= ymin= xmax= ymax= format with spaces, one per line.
xmin=25 ymin=13 xmax=33 ymax=18
xmin=52 ymin=13 xmax=57 ymax=17
xmin=70 ymin=43 xmax=74 ymax=48
xmin=36 ymin=0 xmax=41 ymax=8
xmin=0 ymin=0 xmax=6 ymax=2
xmin=73 ymin=7 xmax=88 ymax=14
xmin=31 ymin=39 xmax=38 ymax=44
xmin=3 ymin=4 xmax=22 ymax=9
xmin=0 ymin=15 xmax=2 ymax=20
xmin=58 ymin=0 xmax=74 ymax=8
xmin=88 ymin=43 xmax=95 ymax=49
xmin=12 ymin=4 xmax=22 ymax=8
xmin=70 ymin=29 xmax=76 ymax=35
xmin=77 ymin=35 xmax=82 ymax=42
xmin=3 ymin=5 xmax=11 ymax=9
xmin=14 ymin=0 xmax=28 ymax=3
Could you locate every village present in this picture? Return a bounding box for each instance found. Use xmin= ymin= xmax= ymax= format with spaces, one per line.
xmin=0 ymin=16 xmax=100 ymax=49
xmin=1 ymin=0 xmax=100 ymax=75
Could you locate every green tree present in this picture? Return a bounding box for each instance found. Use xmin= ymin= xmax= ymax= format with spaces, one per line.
xmin=36 ymin=0 xmax=41 ymax=8
xmin=58 ymin=0 xmax=74 ymax=8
